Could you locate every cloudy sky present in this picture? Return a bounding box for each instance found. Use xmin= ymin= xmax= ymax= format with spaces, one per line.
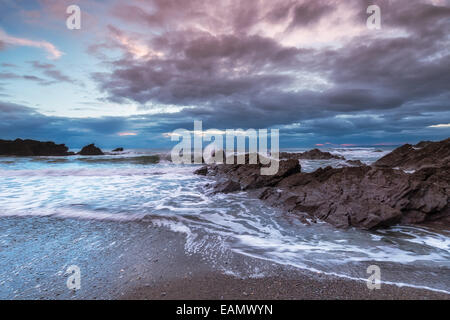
xmin=0 ymin=0 xmax=449 ymax=149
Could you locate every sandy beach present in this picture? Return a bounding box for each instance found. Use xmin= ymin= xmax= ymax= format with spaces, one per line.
xmin=1 ymin=215 xmax=448 ymax=300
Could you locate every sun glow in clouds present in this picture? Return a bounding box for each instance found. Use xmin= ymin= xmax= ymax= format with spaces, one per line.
xmin=109 ymin=26 xmax=163 ymax=60
xmin=118 ymin=132 xmax=138 ymax=136
xmin=428 ymin=124 xmax=450 ymax=128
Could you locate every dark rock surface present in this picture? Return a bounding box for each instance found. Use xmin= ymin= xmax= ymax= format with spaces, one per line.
xmin=374 ymin=138 xmax=450 ymax=170
xmin=345 ymin=159 xmax=365 ymax=167
xmin=262 ymin=165 xmax=449 ymax=229
xmin=196 ymin=140 xmax=450 ymax=229
xmin=280 ymin=149 xmax=344 ymax=160
xmin=112 ymin=147 xmax=124 ymax=152
xmin=78 ymin=144 xmax=104 ymax=156
xmin=194 ymin=166 xmax=208 ymax=176
xmin=201 ymin=157 xmax=301 ymax=191
xmin=0 ymin=139 xmax=71 ymax=156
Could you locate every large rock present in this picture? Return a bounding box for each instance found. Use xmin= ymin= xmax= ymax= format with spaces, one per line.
xmin=197 ymin=156 xmax=301 ymax=191
xmin=261 ymin=165 xmax=449 ymax=229
xmin=0 ymin=139 xmax=72 ymax=156
xmin=78 ymin=144 xmax=104 ymax=156
xmin=196 ymin=148 xmax=449 ymax=229
xmin=280 ymin=149 xmax=344 ymax=160
xmin=374 ymin=138 xmax=450 ymax=170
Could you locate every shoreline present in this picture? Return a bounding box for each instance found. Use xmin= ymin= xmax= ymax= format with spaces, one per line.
xmin=1 ymin=216 xmax=449 ymax=300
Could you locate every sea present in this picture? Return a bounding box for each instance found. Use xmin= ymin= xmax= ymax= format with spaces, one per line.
xmin=0 ymin=147 xmax=449 ymax=298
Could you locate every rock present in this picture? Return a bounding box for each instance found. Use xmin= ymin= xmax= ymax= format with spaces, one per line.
xmin=214 ymin=180 xmax=241 ymax=193
xmin=194 ymin=166 xmax=208 ymax=176
xmin=263 ymin=165 xmax=450 ymax=229
xmin=205 ymin=158 xmax=301 ymax=191
xmin=374 ymin=138 xmax=450 ymax=170
xmin=345 ymin=159 xmax=365 ymax=167
xmin=280 ymin=149 xmax=344 ymax=160
xmin=199 ymin=147 xmax=449 ymax=230
xmin=414 ymin=141 xmax=433 ymax=148
xmin=78 ymin=144 xmax=104 ymax=156
xmin=0 ymin=139 xmax=71 ymax=156
xmin=112 ymin=147 xmax=124 ymax=152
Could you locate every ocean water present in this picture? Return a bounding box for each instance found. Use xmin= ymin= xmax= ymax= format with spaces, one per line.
xmin=0 ymin=148 xmax=449 ymax=297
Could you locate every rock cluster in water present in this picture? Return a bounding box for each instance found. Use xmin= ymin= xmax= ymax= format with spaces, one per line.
xmin=374 ymin=138 xmax=450 ymax=170
xmin=280 ymin=149 xmax=344 ymax=160
xmin=195 ymin=138 xmax=450 ymax=229
xmin=0 ymin=139 xmax=108 ymax=156
xmin=78 ymin=144 xmax=104 ymax=156
xmin=0 ymin=139 xmax=73 ymax=156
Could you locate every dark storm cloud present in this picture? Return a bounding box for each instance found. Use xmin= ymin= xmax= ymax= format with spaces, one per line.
xmin=91 ymin=0 xmax=450 ymax=138
xmin=0 ymin=101 xmax=133 ymax=148
xmin=288 ymin=0 xmax=334 ymax=28
xmin=1 ymin=98 xmax=449 ymax=149
xmin=2 ymin=0 xmax=444 ymax=147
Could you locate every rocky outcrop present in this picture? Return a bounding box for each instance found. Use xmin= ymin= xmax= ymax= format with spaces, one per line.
xmin=0 ymin=139 xmax=72 ymax=156
xmin=196 ymin=142 xmax=450 ymax=229
xmin=260 ymin=165 xmax=449 ymax=229
xmin=280 ymin=149 xmax=344 ymax=160
xmin=78 ymin=144 xmax=104 ymax=156
xmin=345 ymin=159 xmax=365 ymax=167
xmin=112 ymin=147 xmax=124 ymax=152
xmin=194 ymin=166 xmax=208 ymax=176
xmin=374 ymin=138 xmax=450 ymax=170
xmin=202 ymin=156 xmax=301 ymax=191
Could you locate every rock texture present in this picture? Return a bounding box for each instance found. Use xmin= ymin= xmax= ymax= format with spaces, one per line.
xmin=78 ymin=144 xmax=104 ymax=156
xmin=205 ymin=157 xmax=301 ymax=191
xmin=112 ymin=147 xmax=124 ymax=152
xmin=345 ymin=159 xmax=365 ymax=167
xmin=196 ymin=138 xmax=450 ymax=229
xmin=261 ymin=165 xmax=449 ymax=229
xmin=0 ymin=139 xmax=72 ymax=156
xmin=280 ymin=149 xmax=344 ymax=160
xmin=374 ymin=138 xmax=450 ymax=170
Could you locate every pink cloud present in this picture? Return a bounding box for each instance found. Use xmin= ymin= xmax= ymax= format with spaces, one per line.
xmin=0 ymin=28 xmax=63 ymax=59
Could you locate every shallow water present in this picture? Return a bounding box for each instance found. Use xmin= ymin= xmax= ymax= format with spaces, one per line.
xmin=0 ymin=148 xmax=449 ymax=296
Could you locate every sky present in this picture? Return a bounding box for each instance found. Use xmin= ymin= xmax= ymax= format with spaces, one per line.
xmin=0 ymin=0 xmax=449 ymax=149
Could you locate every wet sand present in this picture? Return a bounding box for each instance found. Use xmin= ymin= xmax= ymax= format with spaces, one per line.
xmin=124 ymin=271 xmax=450 ymax=300
xmin=1 ymin=216 xmax=448 ymax=300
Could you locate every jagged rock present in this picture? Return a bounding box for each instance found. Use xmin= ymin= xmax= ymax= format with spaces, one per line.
xmin=214 ymin=180 xmax=241 ymax=193
xmin=414 ymin=141 xmax=433 ymax=148
xmin=196 ymin=146 xmax=450 ymax=229
xmin=78 ymin=144 xmax=104 ymax=156
xmin=269 ymin=166 xmax=449 ymax=229
xmin=345 ymin=159 xmax=365 ymax=166
xmin=0 ymin=139 xmax=71 ymax=156
xmin=280 ymin=149 xmax=344 ymax=160
xmin=204 ymin=158 xmax=301 ymax=191
xmin=194 ymin=166 xmax=208 ymax=176
xmin=374 ymin=138 xmax=450 ymax=170
xmin=112 ymin=147 xmax=124 ymax=152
